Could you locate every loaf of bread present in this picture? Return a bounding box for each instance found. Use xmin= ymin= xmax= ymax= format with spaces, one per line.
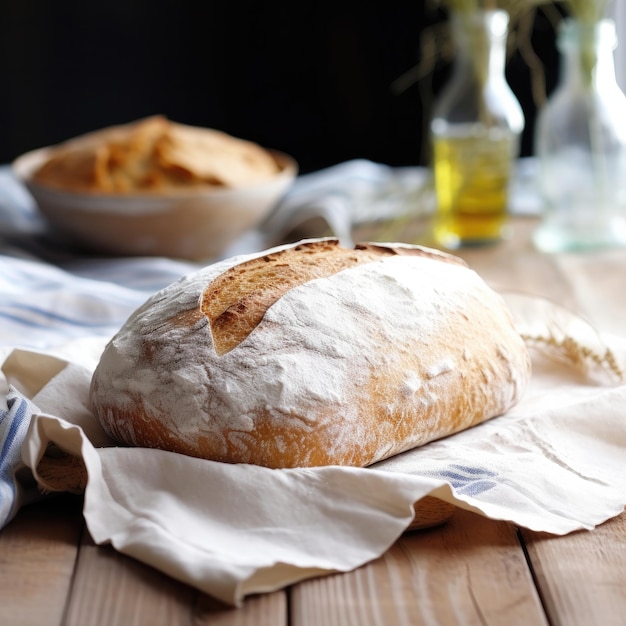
xmin=89 ymin=238 xmax=531 ymax=468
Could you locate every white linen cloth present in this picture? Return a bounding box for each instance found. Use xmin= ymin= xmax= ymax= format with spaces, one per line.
xmin=1 ymin=160 xmax=624 ymax=607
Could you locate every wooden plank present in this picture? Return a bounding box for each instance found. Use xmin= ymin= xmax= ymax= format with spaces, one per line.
xmin=64 ymin=532 xmax=287 ymax=626
xmin=521 ymin=508 xmax=626 ymax=626
xmin=64 ymin=532 xmax=194 ymax=626
xmin=0 ymin=494 xmax=83 ymax=626
xmin=290 ymin=508 xmax=548 ymax=626
xmin=195 ymin=592 xmax=287 ymax=626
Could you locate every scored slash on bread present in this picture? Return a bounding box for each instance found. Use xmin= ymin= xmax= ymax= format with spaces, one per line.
xmin=201 ymin=238 xmax=467 ymax=356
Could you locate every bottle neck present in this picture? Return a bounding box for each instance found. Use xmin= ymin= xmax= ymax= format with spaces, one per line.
xmin=451 ymin=10 xmax=509 ymax=86
xmin=432 ymin=9 xmax=524 ymax=135
xmin=559 ymin=19 xmax=619 ymax=91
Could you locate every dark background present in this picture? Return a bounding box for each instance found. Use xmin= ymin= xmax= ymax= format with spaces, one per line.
xmin=0 ymin=1 xmax=567 ymax=174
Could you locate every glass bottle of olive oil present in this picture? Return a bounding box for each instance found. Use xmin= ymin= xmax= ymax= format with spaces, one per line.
xmin=430 ymin=9 xmax=524 ymax=249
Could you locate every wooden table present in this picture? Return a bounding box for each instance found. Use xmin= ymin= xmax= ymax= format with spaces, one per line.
xmin=1 ymin=217 xmax=625 ymax=626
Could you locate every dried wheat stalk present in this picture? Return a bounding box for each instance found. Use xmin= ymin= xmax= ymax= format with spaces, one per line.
xmin=502 ymin=291 xmax=625 ymax=385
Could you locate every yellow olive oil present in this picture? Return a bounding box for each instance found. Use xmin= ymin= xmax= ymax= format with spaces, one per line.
xmin=432 ymin=131 xmax=516 ymax=249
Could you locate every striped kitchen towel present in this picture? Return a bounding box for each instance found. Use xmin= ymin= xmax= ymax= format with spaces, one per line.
xmin=0 ymin=251 xmax=199 ymax=527
xmin=0 ymin=387 xmax=41 ymax=526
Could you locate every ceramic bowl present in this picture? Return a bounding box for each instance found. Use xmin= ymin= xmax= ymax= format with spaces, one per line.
xmin=13 ymin=146 xmax=297 ymax=261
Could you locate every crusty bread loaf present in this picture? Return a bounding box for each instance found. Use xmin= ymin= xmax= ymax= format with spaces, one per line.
xmin=32 ymin=116 xmax=280 ymax=193
xmin=89 ymin=238 xmax=531 ymax=468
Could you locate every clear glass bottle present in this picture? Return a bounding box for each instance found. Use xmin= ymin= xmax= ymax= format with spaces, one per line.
xmin=430 ymin=9 xmax=524 ymax=250
xmin=534 ymin=18 xmax=626 ymax=252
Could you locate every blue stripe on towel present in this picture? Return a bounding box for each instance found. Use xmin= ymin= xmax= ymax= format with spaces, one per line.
xmin=0 ymin=389 xmax=37 ymax=527
xmin=0 ymin=304 xmax=131 ymax=328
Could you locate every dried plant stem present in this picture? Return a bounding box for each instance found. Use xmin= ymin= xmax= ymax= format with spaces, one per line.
xmin=513 ymin=8 xmax=549 ymax=105
xmin=439 ymin=0 xmax=611 ymax=22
